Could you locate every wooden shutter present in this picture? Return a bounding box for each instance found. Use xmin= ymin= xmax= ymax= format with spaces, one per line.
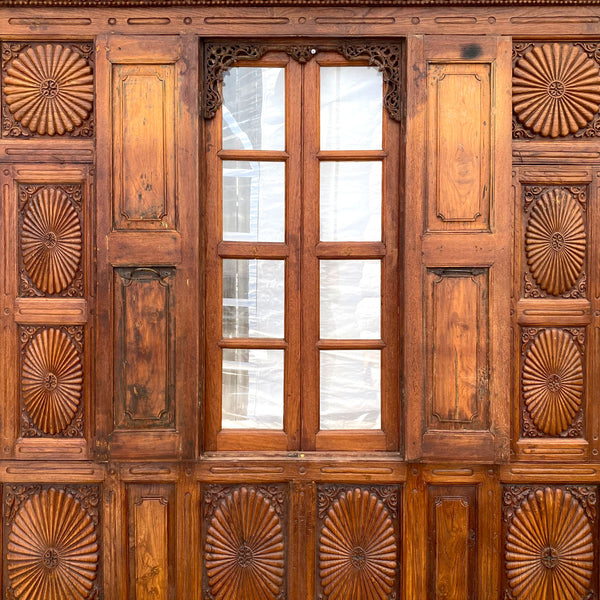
xmin=405 ymin=35 xmax=512 ymax=461
xmin=94 ymin=35 xmax=199 ymax=459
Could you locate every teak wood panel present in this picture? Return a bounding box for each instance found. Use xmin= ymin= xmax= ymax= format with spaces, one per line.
xmin=1 ymin=4 xmax=600 ymax=600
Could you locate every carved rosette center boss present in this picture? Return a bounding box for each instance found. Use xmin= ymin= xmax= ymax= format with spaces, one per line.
xmin=513 ymin=43 xmax=600 ymax=138
xmin=3 ymin=43 xmax=94 ymax=137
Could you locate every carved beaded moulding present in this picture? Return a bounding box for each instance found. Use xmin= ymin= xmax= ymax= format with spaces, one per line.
xmin=2 ymin=42 xmax=94 ymax=138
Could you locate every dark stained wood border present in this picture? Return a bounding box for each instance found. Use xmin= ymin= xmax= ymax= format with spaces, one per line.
xmin=1 ymin=0 xmax=599 ymax=6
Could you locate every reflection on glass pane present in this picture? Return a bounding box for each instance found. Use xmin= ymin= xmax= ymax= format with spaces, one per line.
xmin=223 ymin=259 xmax=285 ymax=338
xmin=320 ymin=162 xmax=382 ymax=241
xmin=320 ymin=260 xmax=380 ymax=339
xmin=222 ymin=348 xmax=284 ymax=428
xmin=223 ymin=161 xmax=285 ymax=242
xmin=321 ymin=67 xmax=382 ymax=150
xmin=320 ymin=350 xmax=381 ymax=429
xmin=223 ymin=67 xmax=285 ymax=150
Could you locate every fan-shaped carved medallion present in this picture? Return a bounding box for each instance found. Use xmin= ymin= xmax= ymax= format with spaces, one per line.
xmin=205 ymin=487 xmax=284 ymax=600
xmin=513 ymin=43 xmax=600 ymax=137
xmin=22 ymin=328 xmax=83 ymax=435
xmin=522 ymin=329 xmax=583 ymax=436
xmin=4 ymin=44 xmax=93 ymax=136
xmin=506 ymin=487 xmax=593 ymax=600
xmin=21 ymin=187 xmax=82 ymax=295
xmin=525 ymin=188 xmax=585 ymax=296
xmin=319 ymin=488 xmax=397 ymax=600
xmin=7 ymin=488 xmax=99 ymax=600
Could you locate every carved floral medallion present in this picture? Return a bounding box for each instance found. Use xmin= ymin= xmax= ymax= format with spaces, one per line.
xmin=21 ymin=186 xmax=82 ymax=296
xmin=21 ymin=327 xmax=83 ymax=435
xmin=205 ymin=487 xmax=284 ymax=600
xmin=522 ymin=329 xmax=583 ymax=436
xmin=513 ymin=43 xmax=600 ymax=137
xmin=3 ymin=43 xmax=94 ymax=136
xmin=319 ymin=488 xmax=397 ymax=600
xmin=6 ymin=488 xmax=99 ymax=600
xmin=525 ymin=188 xmax=585 ymax=296
xmin=505 ymin=487 xmax=593 ymax=600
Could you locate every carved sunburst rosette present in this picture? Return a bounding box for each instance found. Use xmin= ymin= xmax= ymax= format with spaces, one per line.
xmin=505 ymin=487 xmax=594 ymax=600
xmin=21 ymin=327 xmax=83 ymax=435
xmin=6 ymin=488 xmax=99 ymax=600
xmin=525 ymin=188 xmax=585 ymax=297
xmin=21 ymin=186 xmax=83 ymax=296
xmin=319 ymin=488 xmax=397 ymax=600
xmin=204 ymin=486 xmax=285 ymax=600
xmin=513 ymin=43 xmax=600 ymax=138
xmin=522 ymin=329 xmax=583 ymax=436
xmin=3 ymin=43 xmax=94 ymax=137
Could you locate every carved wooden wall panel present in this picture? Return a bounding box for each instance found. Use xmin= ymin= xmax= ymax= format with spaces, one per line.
xmin=127 ymin=483 xmax=175 ymax=600
xmin=425 ymin=268 xmax=489 ymax=432
xmin=427 ymin=485 xmax=477 ymax=600
xmin=202 ymin=484 xmax=288 ymax=600
xmin=503 ymin=485 xmax=597 ymax=600
xmin=1 ymin=41 xmax=94 ymax=139
xmin=94 ymin=34 xmax=198 ymax=459
xmin=405 ymin=35 xmax=511 ymax=462
xmin=2 ymin=483 xmax=101 ymax=599
xmin=316 ymin=484 xmax=400 ymax=600
xmin=426 ymin=61 xmax=491 ymax=232
xmin=114 ymin=268 xmax=175 ymax=431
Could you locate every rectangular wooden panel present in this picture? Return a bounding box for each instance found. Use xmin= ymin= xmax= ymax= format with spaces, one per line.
xmin=127 ymin=483 xmax=175 ymax=600
xmin=114 ymin=268 xmax=175 ymax=430
xmin=427 ymin=485 xmax=477 ymax=600
xmin=427 ymin=61 xmax=491 ymax=232
xmin=112 ymin=63 xmax=176 ymax=230
xmin=426 ymin=268 xmax=489 ymax=431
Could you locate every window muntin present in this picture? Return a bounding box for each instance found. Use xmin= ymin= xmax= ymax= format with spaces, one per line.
xmin=205 ymin=50 xmax=400 ymax=451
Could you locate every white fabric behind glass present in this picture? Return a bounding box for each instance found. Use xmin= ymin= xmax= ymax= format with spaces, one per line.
xmin=222 ymin=67 xmax=285 ymax=150
xmin=320 ymin=260 xmax=380 ymax=339
xmin=223 ymin=161 xmax=285 ymax=242
xmin=222 ymin=348 xmax=284 ymax=428
xmin=320 ymin=66 xmax=382 ymax=150
xmin=320 ymin=350 xmax=381 ymax=429
xmin=223 ymin=259 xmax=285 ymax=338
xmin=320 ymin=162 xmax=382 ymax=241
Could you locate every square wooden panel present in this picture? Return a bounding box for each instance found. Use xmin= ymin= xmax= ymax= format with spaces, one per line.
xmin=1 ymin=41 xmax=94 ymax=139
xmin=502 ymin=484 xmax=598 ymax=600
xmin=316 ymin=483 xmax=401 ymax=600
xmin=202 ymin=483 xmax=289 ymax=600
xmin=2 ymin=483 xmax=102 ymax=599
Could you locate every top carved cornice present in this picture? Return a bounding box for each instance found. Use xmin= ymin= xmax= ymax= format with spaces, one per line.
xmin=1 ymin=0 xmax=600 ymax=5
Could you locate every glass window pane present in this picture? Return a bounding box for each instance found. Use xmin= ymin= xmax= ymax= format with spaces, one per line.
xmin=223 ymin=161 xmax=285 ymax=242
xmin=223 ymin=67 xmax=285 ymax=150
xmin=320 ymin=350 xmax=381 ymax=429
xmin=223 ymin=259 xmax=285 ymax=338
xmin=320 ymin=162 xmax=382 ymax=241
xmin=320 ymin=66 xmax=382 ymax=150
xmin=320 ymin=260 xmax=380 ymax=339
xmin=222 ymin=348 xmax=284 ymax=428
